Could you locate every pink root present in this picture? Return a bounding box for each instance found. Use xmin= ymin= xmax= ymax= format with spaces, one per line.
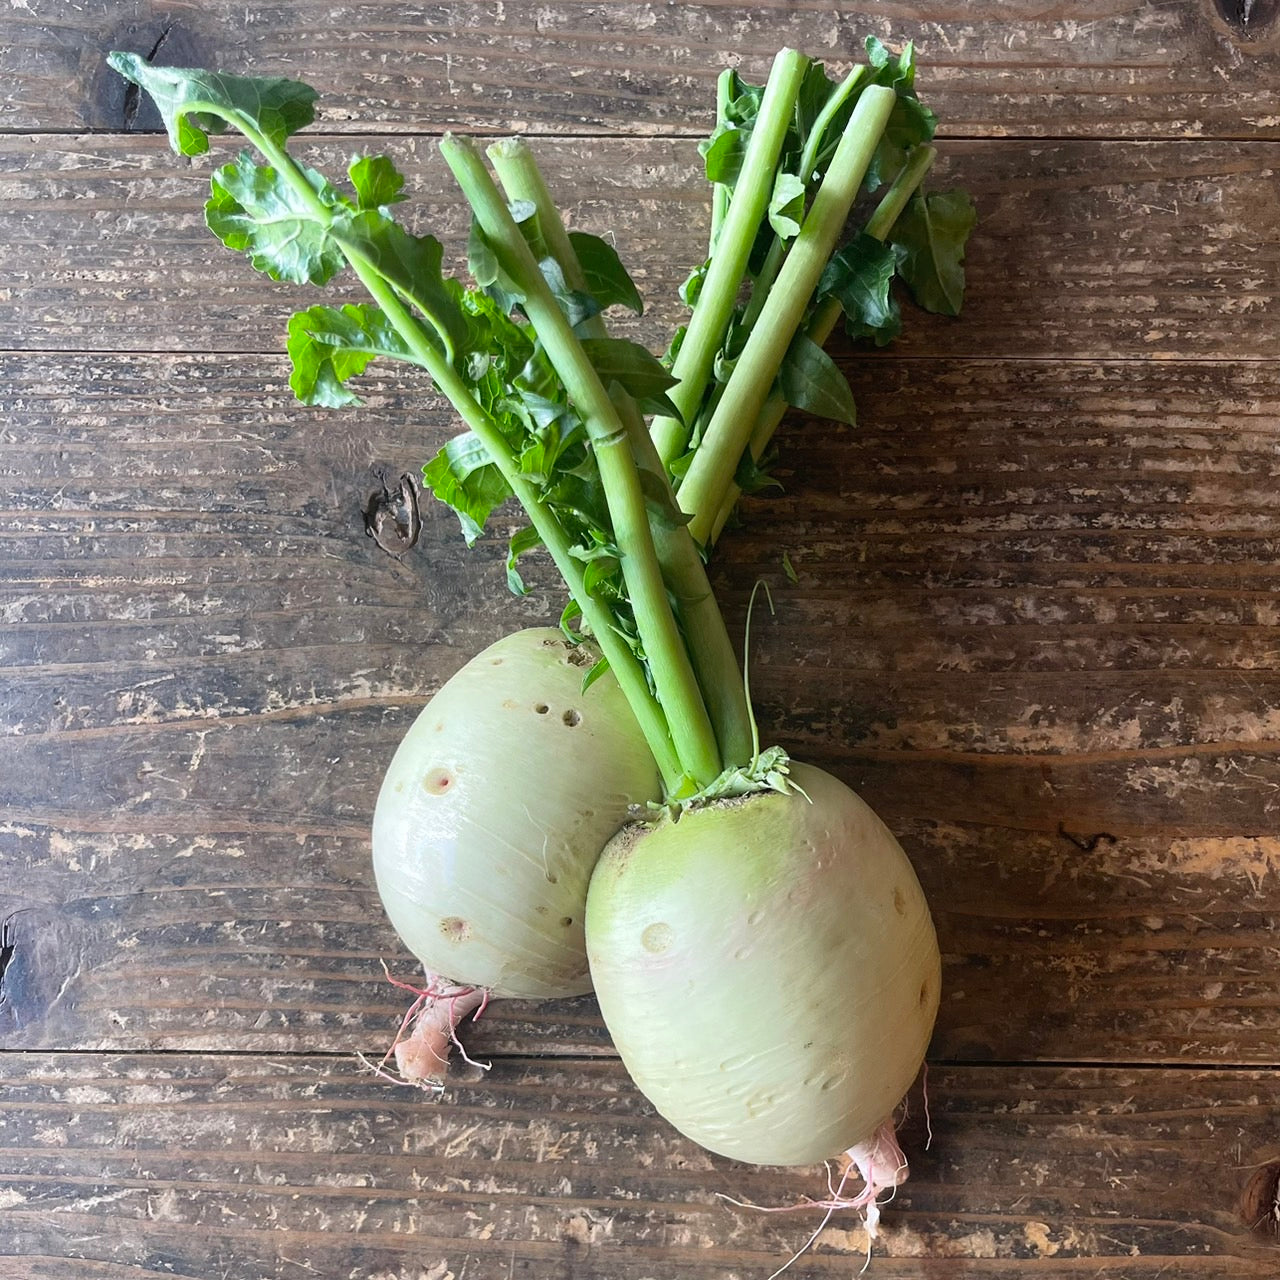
xmin=716 ymin=1117 xmax=911 ymax=1279
xmin=842 ymin=1119 xmax=909 ymax=1239
xmin=362 ymin=962 xmax=490 ymax=1089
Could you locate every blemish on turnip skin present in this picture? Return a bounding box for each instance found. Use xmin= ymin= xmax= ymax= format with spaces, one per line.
xmin=642 ymin=922 xmax=674 ymax=953
xmin=562 ymin=709 xmax=582 ymax=727
xmin=893 ymin=886 xmax=907 ymax=915
xmin=440 ymin=916 xmax=471 ymax=942
xmin=423 ymin=768 xmax=453 ymax=795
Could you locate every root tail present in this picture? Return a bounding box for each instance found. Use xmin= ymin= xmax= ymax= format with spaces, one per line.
xmin=362 ymin=962 xmax=490 ymax=1089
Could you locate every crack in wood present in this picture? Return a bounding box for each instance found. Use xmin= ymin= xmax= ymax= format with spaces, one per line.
xmin=1056 ymin=823 xmax=1118 ymax=854
xmin=121 ymin=25 xmax=175 ymax=131
xmin=0 ymin=917 xmax=16 ymax=1006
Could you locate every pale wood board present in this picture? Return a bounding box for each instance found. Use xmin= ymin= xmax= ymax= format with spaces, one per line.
xmin=3 ymin=0 xmax=1279 ymax=139
xmin=0 ymin=1054 xmax=1277 ymax=1276
xmin=2 ymin=135 xmax=1279 ymax=361
xmin=4 ymin=353 xmax=1279 ymax=1065
xmin=6 ymin=5 xmax=1280 ymax=1274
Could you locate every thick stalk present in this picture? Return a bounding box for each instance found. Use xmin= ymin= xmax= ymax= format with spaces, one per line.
xmin=490 ymin=140 xmax=754 ymax=765
xmin=227 ymin=118 xmax=688 ymax=790
xmin=707 ymin=144 xmax=938 ymax=542
xmin=648 ymin=48 xmax=810 ymax=471
xmin=707 ymin=68 xmax=734 ymax=251
xmin=675 ymin=85 xmax=897 ymax=545
xmin=344 ymin=250 xmax=686 ymax=792
xmin=736 ymin=65 xmax=868 ymax=338
xmin=441 ymin=134 xmax=722 ymax=787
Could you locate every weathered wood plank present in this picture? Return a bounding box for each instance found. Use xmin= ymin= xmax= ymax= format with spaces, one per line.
xmin=3 ymin=134 xmax=1276 ymax=361
xmin=4 ymin=1 xmax=1279 ymax=139
xmin=3 ymin=351 xmax=1280 ymax=1062
xmin=0 ymin=1053 xmax=1276 ymax=1277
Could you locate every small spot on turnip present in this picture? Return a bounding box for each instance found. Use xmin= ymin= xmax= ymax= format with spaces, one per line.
xmin=820 ymin=1073 xmax=846 ymax=1093
xmin=423 ymin=767 xmax=453 ymax=795
xmin=440 ymin=916 xmax=471 ymax=942
xmin=545 ymin=872 xmax=559 ymax=885
xmin=747 ymin=908 xmax=765 ymax=927
xmin=919 ymin=980 xmax=930 ymax=1006
xmin=490 ymin=657 xmax=503 ymax=666
xmin=434 ymin=721 xmax=445 ymax=732
xmin=893 ymin=886 xmax=907 ymax=916
xmin=641 ymin=922 xmax=674 ymax=954
xmin=560 ymin=916 xmax=573 ymax=928
xmin=562 ymin=709 xmax=581 ymax=727
xmin=534 ymin=702 xmax=550 ymax=715
xmin=732 ymin=946 xmax=749 ymax=961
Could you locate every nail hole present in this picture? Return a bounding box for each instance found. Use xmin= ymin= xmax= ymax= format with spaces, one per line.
xmin=534 ymin=703 xmax=549 ymax=715
xmin=560 ymin=916 xmax=573 ymax=928
xmin=562 ymin=709 xmax=581 ymax=727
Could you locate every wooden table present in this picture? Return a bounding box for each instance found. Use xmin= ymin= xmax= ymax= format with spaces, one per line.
xmin=4 ymin=3 xmax=1280 ymax=1276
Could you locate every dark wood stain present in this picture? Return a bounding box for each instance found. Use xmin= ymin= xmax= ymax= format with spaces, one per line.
xmin=5 ymin=1 xmax=1280 ymax=1273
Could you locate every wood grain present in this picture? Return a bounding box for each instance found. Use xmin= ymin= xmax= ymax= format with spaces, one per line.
xmin=0 ymin=1053 xmax=1277 ymax=1277
xmin=4 ymin=1 xmax=1280 ymax=139
xmin=4 ymin=352 xmax=1279 ymax=1063
xmin=4 ymin=134 xmax=1278 ymax=362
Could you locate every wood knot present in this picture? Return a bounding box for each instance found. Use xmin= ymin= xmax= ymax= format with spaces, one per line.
xmin=1213 ymin=0 xmax=1280 ymax=37
xmin=1241 ymin=1159 xmax=1280 ymax=1236
xmin=364 ymin=471 xmax=421 ymax=557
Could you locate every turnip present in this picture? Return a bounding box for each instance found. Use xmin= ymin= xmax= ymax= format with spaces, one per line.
xmin=586 ymin=764 xmax=938 ymax=1178
xmin=370 ymin=627 xmax=660 ymax=1079
xmin=111 ymin=38 xmax=971 ymax=1238
xmin=374 ymin=627 xmax=661 ymax=997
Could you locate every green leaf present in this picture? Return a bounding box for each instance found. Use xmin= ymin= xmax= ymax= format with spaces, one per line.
xmin=107 ymin=53 xmax=318 ymax=156
xmin=579 ymin=338 xmax=680 ymax=416
xmin=891 ymin=189 xmax=976 ymax=316
xmin=421 ymin=431 xmax=512 ymax=545
xmin=637 ymin=468 xmax=692 ymax=531
xmin=580 ymin=656 xmax=611 ymax=694
xmin=777 ymin=332 xmax=856 ymax=425
xmin=537 ymin=256 xmax=600 ymax=329
xmin=287 ymin=303 xmax=415 ymax=407
xmin=559 ymin=597 xmax=584 ymax=642
xmin=349 ymin=154 xmax=406 ymax=209
xmin=338 ymin=210 xmax=468 ymax=358
xmin=568 ymin=231 xmax=644 ymax=315
xmin=506 ymin=524 xmax=543 ymax=595
xmin=206 ymin=151 xmax=346 ymax=286
xmin=782 ymin=551 xmax=798 ymax=584
xmin=699 ymin=125 xmax=746 ymax=185
xmin=819 ymin=234 xmax=902 ymax=346
xmin=863 ymin=40 xmax=936 ymax=190
xmin=767 ymin=171 xmax=807 ymax=240
xmin=582 ymin=553 xmax=622 ymax=598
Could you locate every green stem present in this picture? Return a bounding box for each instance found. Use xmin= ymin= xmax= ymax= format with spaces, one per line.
xmin=489 ymin=140 xmax=754 ymax=766
xmin=648 ymin=48 xmax=810 ymax=471
xmin=346 ymin=249 xmax=687 ymax=792
xmin=736 ymin=66 xmax=868 ymax=339
xmin=707 ymin=144 xmax=938 ymax=542
xmin=229 ymin=115 xmax=689 ymax=791
xmin=707 ymin=68 xmax=734 ymax=252
xmin=441 ymin=133 xmax=722 ymax=788
xmin=676 ymin=84 xmax=897 ymax=545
